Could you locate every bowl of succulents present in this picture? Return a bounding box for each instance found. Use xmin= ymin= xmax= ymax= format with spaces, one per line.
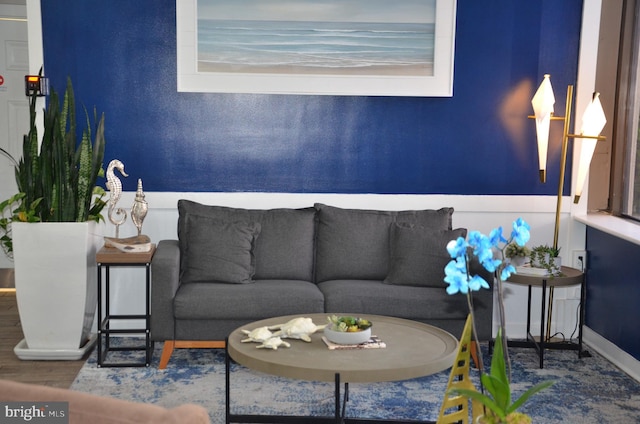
xmin=324 ymin=315 xmax=373 ymax=345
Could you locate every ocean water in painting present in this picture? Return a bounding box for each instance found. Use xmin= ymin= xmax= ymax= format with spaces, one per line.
xmin=198 ymin=19 xmax=434 ymax=74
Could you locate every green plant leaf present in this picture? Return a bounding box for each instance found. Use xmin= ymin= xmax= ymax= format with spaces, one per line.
xmin=507 ymin=380 xmax=555 ymax=414
xmin=0 ymin=75 xmax=107 ymax=254
xmin=448 ymin=388 xmax=506 ymax=420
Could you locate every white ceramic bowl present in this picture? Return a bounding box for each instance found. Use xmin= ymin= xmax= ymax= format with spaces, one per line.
xmin=324 ymin=327 xmax=372 ymax=345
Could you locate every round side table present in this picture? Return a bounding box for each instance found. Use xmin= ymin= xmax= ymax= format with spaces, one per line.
xmin=505 ymin=266 xmax=588 ymax=368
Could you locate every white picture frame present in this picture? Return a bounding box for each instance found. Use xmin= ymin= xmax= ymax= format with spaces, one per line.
xmin=176 ymin=0 xmax=456 ymax=97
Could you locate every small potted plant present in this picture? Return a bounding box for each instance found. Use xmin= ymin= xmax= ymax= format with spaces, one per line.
xmin=529 ymin=245 xmax=561 ymax=275
xmin=324 ymin=315 xmax=372 ymax=345
xmin=505 ymin=242 xmax=531 ymax=267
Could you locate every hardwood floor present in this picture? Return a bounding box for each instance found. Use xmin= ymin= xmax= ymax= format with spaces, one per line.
xmin=0 ymin=291 xmax=85 ymax=388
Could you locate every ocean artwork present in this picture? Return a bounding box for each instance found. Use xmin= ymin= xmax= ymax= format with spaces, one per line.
xmin=181 ymin=0 xmax=452 ymax=96
xmin=198 ymin=19 xmax=434 ymax=76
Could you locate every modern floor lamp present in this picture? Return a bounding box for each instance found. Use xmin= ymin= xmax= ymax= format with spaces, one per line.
xmin=530 ymin=74 xmax=607 ymax=340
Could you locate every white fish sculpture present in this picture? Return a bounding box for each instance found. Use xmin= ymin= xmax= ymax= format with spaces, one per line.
xmin=255 ymin=337 xmax=290 ymax=350
xmin=269 ymin=317 xmax=326 ymax=342
xmin=240 ymin=326 xmax=273 ymax=343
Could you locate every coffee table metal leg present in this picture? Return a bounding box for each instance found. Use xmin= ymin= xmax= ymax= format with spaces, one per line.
xmin=227 ymin=356 xmax=434 ymax=423
xmin=226 ymin=338 xmax=231 ymax=424
xmin=342 ymin=382 xmax=349 ymax=421
xmin=334 ymin=374 xmax=340 ymax=423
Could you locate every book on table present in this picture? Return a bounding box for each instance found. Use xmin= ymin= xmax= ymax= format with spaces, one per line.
xmin=322 ymin=335 xmax=386 ymax=350
xmin=515 ymin=265 xmax=551 ymax=276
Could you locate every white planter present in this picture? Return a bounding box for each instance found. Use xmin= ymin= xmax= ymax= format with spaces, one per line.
xmin=12 ymin=222 xmax=102 ymax=360
xmin=509 ymin=256 xmax=528 ymax=267
xmin=531 ymin=253 xmax=562 ymax=275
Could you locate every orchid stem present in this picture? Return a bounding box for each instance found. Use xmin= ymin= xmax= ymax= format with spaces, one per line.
xmin=467 ymin=288 xmax=486 ymax=394
xmin=495 ymin=273 xmax=512 ymax=381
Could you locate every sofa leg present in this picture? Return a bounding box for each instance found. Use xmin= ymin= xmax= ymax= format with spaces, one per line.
xmin=470 ymin=341 xmax=483 ymax=371
xmin=159 ymin=341 xmax=175 ymax=369
xmin=158 ymin=340 xmax=227 ymax=369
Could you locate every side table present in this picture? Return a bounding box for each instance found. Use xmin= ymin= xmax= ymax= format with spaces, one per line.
xmin=96 ymin=244 xmax=156 ymax=367
xmin=504 ymin=265 xmax=589 ymax=368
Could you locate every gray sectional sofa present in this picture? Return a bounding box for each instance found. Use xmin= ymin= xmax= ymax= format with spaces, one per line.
xmin=150 ymin=201 xmax=492 ymax=368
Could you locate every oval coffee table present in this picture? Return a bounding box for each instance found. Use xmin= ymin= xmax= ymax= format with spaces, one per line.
xmin=225 ymin=313 xmax=458 ymax=424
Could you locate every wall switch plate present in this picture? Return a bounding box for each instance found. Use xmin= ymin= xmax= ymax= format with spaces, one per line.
xmin=572 ymin=250 xmax=587 ymax=272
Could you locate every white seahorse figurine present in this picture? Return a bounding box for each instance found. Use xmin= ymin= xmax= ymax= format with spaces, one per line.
xmin=106 ymin=159 xmax=128 ymax=237
xmin=268 ymin=317 xmax=326 ymax=342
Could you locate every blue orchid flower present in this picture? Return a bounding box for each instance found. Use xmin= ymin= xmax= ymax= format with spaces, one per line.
xmin=446 ymin=237 xmax=468 ymax=259
xmin=500 ymin=263 xmax=516 ymax=280
xmin=512 ymin=218 xmax=531 ymax=246
xmin=489 ymin=226 xmax=508 ymax=247
xmin=481 ymin=257 xmax=502 ymax=273
xmin=468 ymin=274 xmax=490 ymax=291
xmin=443 ymin=218 xmax=531 ymax=296
xmin=444 ymin=258 xmax=469 ymax=294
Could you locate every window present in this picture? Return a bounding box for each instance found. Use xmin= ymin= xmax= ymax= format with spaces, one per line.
xmin=601 ymin=0 xmax=640 ymax=219
xmin=625 ymin=3 xmax=640 ymax=218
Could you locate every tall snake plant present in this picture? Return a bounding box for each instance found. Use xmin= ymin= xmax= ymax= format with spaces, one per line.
xmin=0 ymin=76 xmax=107 ymax=255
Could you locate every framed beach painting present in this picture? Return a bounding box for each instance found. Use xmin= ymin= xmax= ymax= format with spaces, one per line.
xmin=176 ymin=0 xmax=456 ymax=97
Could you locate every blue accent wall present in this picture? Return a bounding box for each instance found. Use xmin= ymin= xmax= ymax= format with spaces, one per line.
xmin=585 ymin=227 xmax=640 ymax=361
xmin=39 ymin=0 xmax=583 ymax=194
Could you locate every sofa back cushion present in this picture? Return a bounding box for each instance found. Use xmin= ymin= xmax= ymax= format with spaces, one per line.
xmin=178 ymin=200 xmax=316 ymax=281
xmin=314 ymin=203 xmax=454 ymax=282
xmin=181 ymin=214 xmax=261 ymax=284
xmin=384 ymin=224 xmax=466 ymax=287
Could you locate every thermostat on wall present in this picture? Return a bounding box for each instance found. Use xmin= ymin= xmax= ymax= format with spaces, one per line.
xmin=24 ymin=75 xmax=49 ymax=97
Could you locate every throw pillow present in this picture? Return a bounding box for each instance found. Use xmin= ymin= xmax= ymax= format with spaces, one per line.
xmin=384 ymin=224 xmax=467 ymax=287
xmin=181 ymin=214 xmax=261 ymax=284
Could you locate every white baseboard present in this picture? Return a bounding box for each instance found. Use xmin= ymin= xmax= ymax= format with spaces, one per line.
xmin=583 ymin=326 xmax=640 ymax=383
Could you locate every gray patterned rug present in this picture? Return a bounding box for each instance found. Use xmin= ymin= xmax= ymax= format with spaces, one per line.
xmin=71 ymin=340 xmax=640 ymax=423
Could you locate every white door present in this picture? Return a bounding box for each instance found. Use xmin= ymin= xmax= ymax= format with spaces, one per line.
xmin=0 ymin=4 xmax=28 ymax=268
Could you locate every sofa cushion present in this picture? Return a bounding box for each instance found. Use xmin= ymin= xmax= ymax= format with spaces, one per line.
xmin=318 ymin=279 xmax=470 ymax=320
xmin=384 ymin=225 xmax=466 ymax=287
xmin=318 ymin=278 xmax=493 ymax=340
xmin=181 ymin=214 xmax=260 ymax=284
xmin=178 ymin=200 xmax=316 ymax=281
xmin=174 ymin=280 xmax=325 ymax=320
xmin=314 ymin=203 xmax=454 ymax=282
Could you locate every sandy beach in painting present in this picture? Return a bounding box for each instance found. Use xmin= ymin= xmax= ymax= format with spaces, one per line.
xmin=198 ymin=62 xmax=433 ymax=76
xmin=197 ymin=19 xmax=434 ymax=78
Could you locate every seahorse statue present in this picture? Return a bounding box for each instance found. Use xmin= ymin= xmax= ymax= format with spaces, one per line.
xmin=106 ymin=159 xmax=128 ymax=237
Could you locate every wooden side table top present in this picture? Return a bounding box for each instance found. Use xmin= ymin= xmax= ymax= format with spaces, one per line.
xmin=507 ymin=265 xmax=584 ymax=288
xmin=228 ymin=313 xmax=459 ymax=383
xmin=96 ymin=244 xmax=156 ymax=264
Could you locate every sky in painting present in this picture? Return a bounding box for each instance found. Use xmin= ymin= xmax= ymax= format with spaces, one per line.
xmin=197 ymin=0 xmax=436 ymax=24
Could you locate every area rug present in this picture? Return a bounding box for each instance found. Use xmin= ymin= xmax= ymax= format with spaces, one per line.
xmin=71 ymin=339 xmax=640 ymax=423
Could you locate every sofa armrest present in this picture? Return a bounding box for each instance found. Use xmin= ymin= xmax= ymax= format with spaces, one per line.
xmin=0 ymin=379 xmax=210 ymax=424
xmin=151 ymin=240 xmax=182 ymax=341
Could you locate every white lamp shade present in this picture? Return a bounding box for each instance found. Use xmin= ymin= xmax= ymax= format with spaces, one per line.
xmin=574 ymin=93 xmax=606 ymax=201
xmin=531 ymin=75 xmax=555 ymax=176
